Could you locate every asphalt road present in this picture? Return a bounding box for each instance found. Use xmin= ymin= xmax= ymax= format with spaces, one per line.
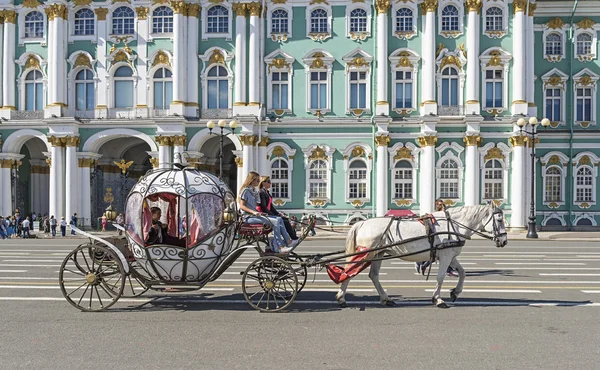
xmin=0 ymin=237 xmax=599 ymax=370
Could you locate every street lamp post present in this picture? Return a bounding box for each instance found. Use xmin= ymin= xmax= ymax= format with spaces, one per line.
xmin=206 ymin=119 xmax=238 ymax=179
xmin=517 ymin=117 xmax=551 ymax=239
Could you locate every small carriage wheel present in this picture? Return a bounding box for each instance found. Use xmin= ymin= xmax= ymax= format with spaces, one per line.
xmin=286 ymin=253 xmax=308 ymax=293
xmin=59 ymin=244 xmax=125 ymax=312
xmin=242 ymin=256 xmax=298 ymax=312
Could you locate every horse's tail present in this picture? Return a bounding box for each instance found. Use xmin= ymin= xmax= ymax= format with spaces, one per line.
xmin=345 ymin=221 xmax=363 ymax=256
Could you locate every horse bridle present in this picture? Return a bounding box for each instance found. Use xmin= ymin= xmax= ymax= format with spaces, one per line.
xmin=449 ymin=208 xmax=507 ymax=245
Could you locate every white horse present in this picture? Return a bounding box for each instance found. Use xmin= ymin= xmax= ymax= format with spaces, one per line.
xmin=335 ymin=204 xmax=508 ymax=308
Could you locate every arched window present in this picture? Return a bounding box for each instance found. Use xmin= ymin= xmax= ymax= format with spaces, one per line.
xmin=393 ymin=160 xmax=413 ymax=199
xmin=348 ymin=160 xmax=367 ymax=199
xmin=153 ymin=67 xmax=173 ymax=109
xmin=24 ymin=11 xmax=44 ymax=38
xmin=544 ymin=167 xmax=562 ymax=202
xmin=207 ymin=66 xmax=228 ymax=109
xmin=575 ymin=166 xmax=593 ymax=202
xmin=441 ymin=5 xmax=459 ymax=32
xmin=25 ymin=70 xmax=43 ymax=111
xmin=349 ymin=9 xmax=367 ymax=33
xmin=152 ymin=6 xmax=174 ymax=34
xmin=308 ymin=160 xmax=327 ymax=199
xmin=441 ymin=68 xmax=459 ymax=106
xmin=577 ymin=33 xmax=593 ymax=56
xmin=113 ymin=66 xmax=134 ymax=108
xmin=395 ymin=8 xmax=413 ymax=32
xmin=271 ymin=9 xmax=288 ymax=34
xmin=310 ymin=9 xmax=328 ymax=34
xmin=207 ymin=6 xmax=229 ymax=33
xmin=75 ymin=69 xmax=94 ymax=111
xmin=439 ymin=159 xmax=459 ymax=199
xmin=271 ymin=159 xmax=289 ymax=199
xmin=112 ymin=7 xmax=135 ymax=35
xmin=74 ymin=9 xmax=95 ymax=36
xmin=485 ymin=7 xmax=503 ymax=31
xmin=483 ymin=160 xmax=503 ymax=200
xmin=545 ymin=33 xmax=562 ymax=56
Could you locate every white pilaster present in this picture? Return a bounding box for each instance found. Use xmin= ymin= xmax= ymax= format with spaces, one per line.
xmin=418 ymin=136 xmax=437 ymax=215
xmin=171 ymin=3 xmax=186 ymax=115
xmin=65 ymin=140 xmax=79 ymax=221
xmin=95 ymin=8 xmax=108 ymax=114
xmin=77 ymin=156 xmax=96 ymax=228
xmin=186 ymin=5 xmax=200 ymax=116
xmin=421 ymin=4 xmax=437 ymax=115
xmin=136 ymin=7 xmax=149 ymax=115
xmin=241 ymin=135 xmax=255 ymax=181
xmin=173 ymin=135 xmax=186 ymax=164
xmin=248 ymin=4 xmax=260 ymax=107
xmin=465 ymin=4 xmax=481 ymax=114
xmin=375 ymin=4 xmax=389 ymax=115
xmin=157 ymin=136 xmax=172 ymax=169
xmin=463 ymin=135 xmax=481 ymax=206
xmin=526 ymin=6 xmax=536 ymax=117
xmin=2 ymin=14 xmax=16 ymax=112
xmin=233 ymin=4 xmax=247 ymax=107
xmin=49 ymin=142 xmax=65 ymax=219
xmin=375 ymin=136 xmax=389 ymax=217
xmin=512 ymin=5 xmax=527 ymax=115
xmin=0 ymin=17 xmax=4 ymax=107
xmin=0 ymin=162 xmax=9 ymax=216
xmin=258 ymin=138 xmax=269 ymax=176
xmin=510 ymin=136 xmax=526 ymax=229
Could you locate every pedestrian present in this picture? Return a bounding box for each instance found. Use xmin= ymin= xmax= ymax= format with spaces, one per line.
xmin=60 ymin=217 xmax=67 ymax=237
xmin=6 ymin=216 xmax=14 ymax=238
xmin=0 ymin=217 xmax=7 ymax=239
xmin=301 ymin=213 xmax=316 ymax=236
xmin=49 ymin=215 xmax=57 ymax=237
xmin=21 ymin=217 xmax=31 ymax=238
xmin=43 ymin=216 xmax=50 ymax=237
xmin=101 ymin=214 xmax=108 ymax=232
xmin=70 ymin=213 xmax=78 ymax=235
xmin=116 ymin=213 xmax=124 ymax=235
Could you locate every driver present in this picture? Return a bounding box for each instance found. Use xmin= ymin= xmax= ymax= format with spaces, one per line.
xmin=147 ymin=207 xmax=186 ymax=247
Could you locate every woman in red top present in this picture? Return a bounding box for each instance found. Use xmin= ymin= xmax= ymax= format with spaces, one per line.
xmin=257 ymin=176 xmax=298 ymax=240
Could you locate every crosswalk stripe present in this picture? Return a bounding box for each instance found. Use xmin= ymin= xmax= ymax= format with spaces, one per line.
xmin=581 ymin=290 xmax=600 ymax=293
xmin=425 ymin=289 xmax=542 ymax=293
xmin=494 ymin=262 xmax=586 ymax=265
xmin=539 ymin=273 xmax=600 ymax=276
xmin=0 ymin=270 xmax=28 ymax=273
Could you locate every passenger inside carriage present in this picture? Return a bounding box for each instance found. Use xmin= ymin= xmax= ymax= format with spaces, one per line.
xmin=146 ymin=207 xmax=186 ymax=247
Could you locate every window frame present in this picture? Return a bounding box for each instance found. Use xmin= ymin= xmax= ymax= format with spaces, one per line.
xmin=438 ymin=1 xmax=464 ymax=39
xmin=482 ymin=2 xmax=508 ymax=39
xmin=542 ymin=69 xmax=569 ymax=127
xmin=345 ymin=6 xmax=371 ymax=41
xmin=306 ymin=4 xmax=332 ymax=41
xmin=151 ymin=66 xmax=173 ymax=110
xmin=199 ymin=48 xmax=234 ymax=115
xmin=540 ymin=152 xmax=569 ymax=208
xmin=110 ymin=6 xmax=136 ymax=36
xmin=110 ymin=64 xmax=136 ymax=109
xmin=572 ymin=69 xmax=599 ymax=128
xmin=266 ymin=142 xmax=296 ymax=206
xmin=267 ymin=5 xmax=293 ymax=42
xmin=151 ymin=5 xmax=174 ymax=37
xmin=435 ymin=143 xmax=464 ymax=203
xmin=342 ymin=143 xmax=373 ymax=205
xmin=264 ymin=50 xmax=295 ymax=114
xmin=389 ymin=49 xmax=420 ymax=115
xmin=74 ymin=68 xmax=96 ymax=112
xmin=439 ymin=67 xmax=460 ymax=107
xmin=478 ymin=143 xmax=510 ymax=205
xmin=542 ymin=23 xmax=567 ymax=63
xmin=574 ymin=30 xmax=597 ymax=62
xmin=392 ymin=2 xmax=418 ymax=40
xmin=302 ymin=144 xmax=336 ymax=206
xmin=73 ymin=8 xmax=96 ymax=37
xmin=343 ymin=49 xmax=373 ymax=115
xmin=571 ymin=153 xmax=600 ymax=208
xmin=479 ymin=48 xmax=512 ymax=114
xmin=303 ymin=50 xmax=334 ymax=115
xmin=201 ymin=4 xmax=232 ymax=40
xmin=17 ymin=54 xmax=47 ymax=111
xmin=23 ymin=69 xmax=45 ymax=111
xmin=18 ymin=10 xmax=48 ymax=45
xmin=388 ymin=142 xmax=419 ymax=206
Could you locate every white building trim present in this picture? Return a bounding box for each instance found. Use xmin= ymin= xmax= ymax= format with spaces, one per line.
xmin=540 ymin=151 xmax=569 ymax=208
xmin=18 ymin=6 xmax=48 ymax=46
xmin=438 ymin=0 xmax=464 ymax=39
xmin=391 ymin=0 xmax=417 ymax=40
xmin=302 ymin=49 xmax=334 ymax=115
xmin=573 ymin=21 xmax=600 ymax=62
xmin=200 ymin=2 xmax=232 ymax=41
xmin=68 ymin=5 xmax=98 ymax=43
xmin=342 ymin=48 xmax=373 ymax=115
xmin=267 ymin=3 xmax=293 ymax=42
xmin=345 ymin=3 xmax=371 ymax=41
xmin=436 ymin=47 xmax=467 ymax=110
xmin=572 ymin=151 xmax=600 ymax=208
xmin=305 ymin=2 xmax=332 ymax=41
xmin=482 ymin=0 xmax=508 ymax=39
xmin=573 ymin=68 xmax=599 ymax=128
xmin=199 ymin=47 xmax=234 ymax=112
xmin=266 ymin=142 xmax=296 ymax=206
xmin=542 ymin=20 xmax=568 ymax=63
xmin=264 ymin=50 xmax=295 ymax=114
xmin=342 ymin=142 xmax=373 ymax=205
xmin=16 ymin=53 xmax=48 ymax=111
xmin=478 ymin=142 xmax=511 ymax=205
xmin=302 ymin=144 xmax=336 ymax=206
xmin=435 ymin=142 xmax=464 ymax=203
xmin=541 ymin=68 xmax=569 ymax=127
xmin=389 ymin=48 xmax=420 ymax=114
xmin=388 ymin=142 xmax=419 ymax=206
xmin=479 ymin=47 xmax=512 ymax=114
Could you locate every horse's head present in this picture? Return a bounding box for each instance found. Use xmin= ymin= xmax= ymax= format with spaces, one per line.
xmin=483 ymin=203 xmax=508 ymax=248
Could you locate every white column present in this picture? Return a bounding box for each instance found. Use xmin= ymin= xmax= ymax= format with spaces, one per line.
xmin=45 ymin=5 xmax=68 ymax=114
xmin=48 ymin=140 xmax=64 ymax=219
xmin=171 ymin=2 xmax=186 ymax=114
xmin=463 ymin=135 xmax=481 ymax=206
xmin=29 ymin=165 xmax=38 ymax=215
xmin=526 ymin=5 xmax=536 ymax=116
xmin=172 ymin=135 xmax=186 ymax=164
xmin=233 ymin=4 xmax=247 ymax=106
xmin=95 ymin=9 xmax=108 ymax=114
xmin=0 ymin=162 xmax=10 ymax=216
xmin=375 ymin=2 xmax=389 ymax=115
xmin=248 ymin=3 xmax=260 ymax=106
xmin=512 ymin=2 xmax=527 ymax=115
xmin=241 ymin=135 xmax=255 ymax=180
xmin=157 ymin=136 xmax=172 ymax=169
xmin=257 ymin=136 xmax=269 ymax=176
xmin=510 ymin=136 xmax=526 ymax=228
xmin=186 ymin=5 xmax=200 ymax=116
xmin=79 ymin=160 xmax=92 ymax=228
xmin=136 ymin=7 xmax=149 ymax=115
xmin=56 ymin=9 xmax=67 ymax=107
xmin=375 ymin=136 xmax=389 ymax=217
xmin=418 ymin=136 xmax=437 ymax=215
xmin=232 ymin=150 xmax=244 ymax=193
xmin=2 ymin=13 xmax=16 ymax=110
xmin=421 ymin=3 xmax=437 ymax=115
xmin=465 ymin=4 xmax=481 ymax=113
xmin=0 ymin=17 xmax=5 ymax=107
xmin=65 ymin=138 xmax=79 ymax=221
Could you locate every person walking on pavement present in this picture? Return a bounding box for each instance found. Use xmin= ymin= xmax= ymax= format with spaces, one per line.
xmin=60 ymin=217 xmax=67 ymax=237
xmin=70 ymin=213 xmax=78 ymax=235
xmin=49 ymin=215 xmax=57 ymax=237
xmin=0 ymin=217 xmax=7 ymax=239
xmin=21 ymin=217 xmax=31 ymax=238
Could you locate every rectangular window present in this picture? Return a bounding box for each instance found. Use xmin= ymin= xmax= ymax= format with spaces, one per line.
xmin=393 ymin=169 xmax=412 ymax=199
xmin=309 ymin=183 xmax=327 ymax=198
xmin=76 ymin=83 xmax=95 ymax=111
xmin=349 ymin=71 xmax=367 ymax=109
xmin=545 ymin=176 xmax=562 ymax=202
xmin=114 ymin=81 xmax=133 ymax=108
xmin=576 ymin=88 xmax=592 ymax=121
xmin=310 ymin=71 xmax=327 ymax=110
xmin=395 ymin=71 xmax=412 ymax=109
xmin=271 ymin=72 xmax=289 ymax=110
xmin=485 ymin=70 xmax=503 ymax=108
xmin=441 ymin=78 xmax=458 ymax=106
xmin=545 ymin=88 xmax=562 ymax=122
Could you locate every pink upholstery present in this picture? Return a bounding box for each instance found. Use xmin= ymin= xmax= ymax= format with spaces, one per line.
xmin=238 ymin=223 xmax=273 ymax=237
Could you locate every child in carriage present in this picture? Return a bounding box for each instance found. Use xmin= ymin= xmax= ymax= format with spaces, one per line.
xmin=238 ymin=172 xmax=297 ymax=253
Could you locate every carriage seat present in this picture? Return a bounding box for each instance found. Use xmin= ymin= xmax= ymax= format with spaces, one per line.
xmin=238 ymin=223 xmax=273 ymax=237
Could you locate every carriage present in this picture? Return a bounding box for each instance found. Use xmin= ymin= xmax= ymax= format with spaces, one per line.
xmin=59 ymin=166 xmax=316 ymax=312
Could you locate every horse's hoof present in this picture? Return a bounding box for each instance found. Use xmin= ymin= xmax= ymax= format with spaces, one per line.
xmin=384 ymin=300 xmax=396 ymax=307
xmin=338 ymin=301 xmax=347 ymax=308
xmin=450 ymin=289 xmax=458 ymax=302
xmin=436 ymin=301 xmax=449 ymax=309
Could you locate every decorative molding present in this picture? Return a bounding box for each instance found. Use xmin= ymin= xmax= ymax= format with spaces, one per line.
xmin=512 ymin=0 xmax=527 ymax=14
xmin=74 ymin=53 xmax=92 ymax=69
xmin=509 ymin=136 xmax=527 ymax=147
xmin=239 ymin=135 xmax=259 ymax=146
xmin=95 ymin=8 xmax=109 ymax=21
xmin=576 ymin=18 xmax=595 ymax=30
xmin=136 ymin=7 xmax=149 ymax=20
xmin=465 ymin=0 xmax=482 ymax=14
xmin=394 ymin=147 xmax=414 ymax=161
xmin=232 ymin=2 xmax=247 ymax=17
xmin=45 ymin=4 xmax=69 ymax=21
xmin=247 ymin=2 xmax=262 ymax=17
xmin=546 ymin=17 xmax=564 ymax=30
xmin=155 ymin=136 xmax=172 ymax=146
xmin=463 ymin=135 xmax=481 ymax=147
xmin=420 ymin=0 xmax=437 ymax=13
xmin=417 ymin=136 xmax=438 ymax=147
xmin=375 ymin=0 xmax=390 ymax=14
xmin=23 ymin=0 xmax=42 ymax=9
xmin=152 ymin=50 xmax=171 ymax=67
xmin=484 ymin=147 xmax=504 ymax=161
xmin=374 ymin=135 xmax=390 ymax=147
xmin=170 ymin=1 xmax=187 ymax=15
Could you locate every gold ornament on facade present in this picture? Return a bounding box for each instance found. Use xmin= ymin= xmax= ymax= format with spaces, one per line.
xmin=136 ymin=7 xmax=149 ymax=20
xmin=547 ymin=155 xmax=561 ymax=165
xmin=351 ymin=146 xmax=365 ymax=158
xmin=546 ymin=18 xmax=564 ymax=30
xmin=48 ymin=136 xmax=66 ymax=147
xmin=234 ymin=157 xmax=243 ymax=167
xmin=272 ymin=0 xmax=287 ymax=3
xmin=310 ymin=0 xmax=329 ymax=5
xmin=309 ymin=199 xmax=326 ymax=207
xmin=64 ymin=136 xmax=80 ymax=147
xmin=239 ymin=135 xmax=259 ymax=146
xmin=544 ymin=76 xmax=563 ymax=88
xmin=443 ymin=199 xmax=456 ymax=207
xmin=23 ymin=0 xmax=42 ymax=8
xmin=579 ymin=121 xmax=591 ymax=128
xmin=149 ymin=158 xmax=159 ymax=168
xmin=45 ymin=158 xmax=52 ymax=168
xmin=73 ymin=0 xmax=93 ymax=6
xmin=420 ymin=0 xmax=437 ymax=13
xmin=273 ymin=199 xmax=285 ymax=206
xmin=509 ymin=136 xmax=526 ymax=147
xmin=512 ymin=0 xmax=527 ymax=14
xmin=155 ymin=136 xmax=172 ymax=146
xmin=457 ymin=43 xmax=466 ymax=58
xmin=45 ymin=4 xmax=69 ymax=21
xmin=78 ymin=158 xmax=96 ymax=168
xmin=463 ymin=135 xmax=481 ymax=147
xmin=95 ymin=8 xmax=109 ymax=21
xmin=576 ymin=18 xmax=595 ymax=30
xmin=0 ymin=159 xmax=14 ymax=168
xmin=247 ymin=2 xmax=262 ymax=17
xmin=465 ymin=0 xmax=482 ymax=14
xmin=436 ymin=43 xmax=445 ymax=57
xmin=349 ymin=32 xmax=368 ymax=41
xmin=25 ymin=55 xmax=41 ymax=70
xmin=104 ymin=188 xmax=115 ymax=204
xmin=112 ymin=0 xmax=131 ymax=3
xmin=258 ymin=136 xmax=269 ymax=147
xmin=484 ymin=147 xmax=504 ymax=161
xmin=351 ymin=200 xmax=364 ymax=208
xmin=375 ymin=0 xmax=390 ymax=14
xmin=74 ymin=53 xmax=92 ymax=69
xmin=309 ymin=53 xmax=325 ymax=69
xmin=152 ymin=51 xmax=171 ymax=67
xmin=171 ymin=135 xmax=187 ymax=146
xmin=486 ymin=50 xmax=503 ymax=67
xmin=440 ymin=30 xmax=460 ymax=38
xmin=577 ymin=75 xmax=594 ymax=86
xmin=528 ymin=2 xmax=537 ymax=16
xmin=232 ymin=3 xmax=247 ymax=16
xmin=112 ymin=50 xmax=131 ymax=65
xmin=346 ymin=57 xmax=369 ymax=71
xmin=271 ymin=33 xmax=288 ymax=42
xmin=114 ymin=159 xmax=134 ymax=174
xmin=417 ymin=136 xmax=437 ymax=147
xmin=394 ymin=31 xmax=415 ymax=40
xmin=308 ymin=32 xmax=330 ymax=41
xmin=272 ymin=146 xmax=285 ymax=157
xmin=208 ymin=0 xmax=224 ymax=3
xmin=309 ymin=146 xmax=327 ymax=161
xmin=578 ymin=155 xmax=591 ymax=166
xmin=394 ymin=147 xmax=413 ymax=161
xmin=395 ymin=199 xmax=412 ymax=207
xmin=186 ymin=4 xmax=201 ymax=17
xmin=209 ymin=49 xmax=225 ymax=65
xmin=170 ymin=1 xmax=186 ymax=14
xmin=548 ymin=202 xmax=559 ymax=209
xmin=268 ymin=57 xmax=290 ymax=72
xmin=578 ymin=202 xmax=591 ymax=209
xmin=1 ymin=10 xmax=17 ymax=24
xmin=440 ymin=55 xmax=462 ymax=70
xmin=374 ymin=135 xmax=390 ymax=147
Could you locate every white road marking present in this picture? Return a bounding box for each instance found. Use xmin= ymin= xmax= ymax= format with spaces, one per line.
xmin=2 ymin=259 xmax=65 ymax=263
xmin=581 ymin=290 xmax=600 ymax=293
xmin=383 ymin=267 xmax=600 ymax=270
xmin=483 ymin=255 xmax=546 ymax=258
xmin=302 ymin=289 xmax=376 ymax=292
xmin=0 ymin=285 xmax=234 ymax=291
xmin=425 ymin=289 xmax=542 ymax=293
xmin=0 ymin=264 xmax=59 ymax=267
xmin=391 ymin=261 xmax=478 ymax=265
xmin=210 ymin=278 xmax=600 ymax=284
xmin=494 ymin=263 xmax=586 ymax=265
xmin=539 ymin=273 xmax=600 ymax=276
xmin=0 ymin=270 xmax=28 ymax=273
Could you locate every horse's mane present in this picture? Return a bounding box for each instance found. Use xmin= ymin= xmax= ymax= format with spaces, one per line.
xmin=446 ymin=205 xmax=492 ymax=225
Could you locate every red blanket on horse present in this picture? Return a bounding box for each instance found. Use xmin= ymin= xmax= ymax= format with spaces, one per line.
xmin=326 ymin=246 xmax=371 ymax=284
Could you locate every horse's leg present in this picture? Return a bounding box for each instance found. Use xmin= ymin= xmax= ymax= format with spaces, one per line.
xmin=368 ymin=260 xmax=395 ymax=306
xmin=432 ymin=253 xmax=452 ymax=308
xmin=335 ymin=279 xmax=350 ymax=308
xmin=449 ymin=257 xmax=466 ymax=302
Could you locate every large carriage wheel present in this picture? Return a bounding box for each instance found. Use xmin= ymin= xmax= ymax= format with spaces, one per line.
xmin=287 ymin=253 xmax=308 ymax=293
xmin=242 ymin=256 xmax=298 ymax=312
xmin=59 ymin=244 xmax=125 ymax=312
xmin=103 ymin=261 xmax=150 ymax=298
